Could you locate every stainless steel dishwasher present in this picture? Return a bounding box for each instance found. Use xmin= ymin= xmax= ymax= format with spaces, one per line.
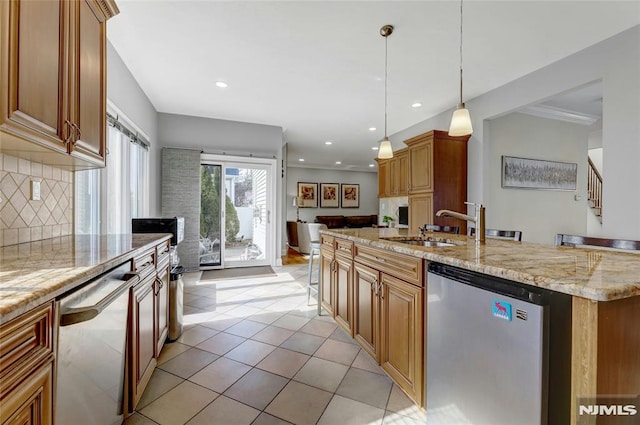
xmin=56 ymin=263 xmax=139 ymax=425
xmin=426 ymin=262 xmax=571 ymax=425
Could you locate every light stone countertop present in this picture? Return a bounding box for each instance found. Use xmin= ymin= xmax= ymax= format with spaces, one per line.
xmin=0 ymin=233 xmax=172 ymax=323
xmin=321 ymin=228 xmax=640 ymax=302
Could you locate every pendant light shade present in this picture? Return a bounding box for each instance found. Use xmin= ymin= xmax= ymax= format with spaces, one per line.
xmin=378 ymin=137 xmax=393 ymax=159
xmin=449 ymin=103 xmax=473 ymax=136
xmin=448 ymin=0 xmax=473 ymax=137
xmin=378 ymin=24 xmax=394 ymax=159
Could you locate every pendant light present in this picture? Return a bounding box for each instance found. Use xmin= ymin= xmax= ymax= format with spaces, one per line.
xmin=378 ymin=24 xmax=394 ymax=159
xmin=448 ymin=0 xmax=473 ymax=137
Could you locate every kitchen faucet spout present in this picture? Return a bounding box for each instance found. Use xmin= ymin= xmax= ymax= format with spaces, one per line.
xmin=436 ymin=202 xmax=485 ymax=243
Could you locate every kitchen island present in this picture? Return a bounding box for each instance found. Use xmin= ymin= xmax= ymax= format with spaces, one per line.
xmin=320 ymin=227 xmax=640 ymax=424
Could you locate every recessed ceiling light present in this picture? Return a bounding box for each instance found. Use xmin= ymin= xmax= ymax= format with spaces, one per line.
xmin=299 ymin=158 xmax=305 ymax=162
xmin=335 ymin=161 xmax=342 ymax=165
xmin=369 ymin=127 xmax=376 ymax=131
xmin=372 ymin=146 xmax=379 ymax=151
xmin=369 ymin=164 xmax=375 ymax=167
xmin=411 ymin=102 xmax=422 ymax=108
xmin=215 ymin=81 xmax=228 ymax=88
xmin=325 ymin=141 xmax=333 ymax=145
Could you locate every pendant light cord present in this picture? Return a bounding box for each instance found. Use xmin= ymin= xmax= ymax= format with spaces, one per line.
xmin=384 ymin=32 xmax=388 ymax=139
xmin=459 ymin=0 xmax=464 ymax=105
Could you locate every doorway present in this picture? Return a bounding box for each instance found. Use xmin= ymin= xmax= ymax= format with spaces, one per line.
xmin=200 ymin=154 xmax=276 ymax=269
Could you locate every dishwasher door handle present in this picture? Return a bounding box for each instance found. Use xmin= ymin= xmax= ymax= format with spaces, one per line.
xmin=60 ymin=272 xmax=140 ymax=326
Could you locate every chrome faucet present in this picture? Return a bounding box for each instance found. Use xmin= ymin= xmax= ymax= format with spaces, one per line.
xmin=436 ymin=202 xmax=486 ymax=243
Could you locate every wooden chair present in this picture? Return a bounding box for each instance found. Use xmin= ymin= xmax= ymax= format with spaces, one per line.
xmin=555 ymin=234 xmax=640 ymax=251
xmin=421 ymin=224 xmax=460 ymax=234
xmin=468 ymin=227 xmax=522 ymax=241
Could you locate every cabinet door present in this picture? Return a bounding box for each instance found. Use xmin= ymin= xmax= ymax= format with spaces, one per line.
xmin=380 ymin=273 xmax=424 ymax=406
xmin=132 ymin=276 xmax=156 ymax=408
xmin=353 ymin=262 xmax=379 ymax=361
xmin=0 ymin=0 xmax=70 ymax=153
xmin=334 ymin=255 xmax=353 ymax=335
xmin=397 ymin=150 xmax=409 ymax=196
xmin=376 ymin=159 xmax=389 ymax=198
xmin=409 ymin=139 xmax=433 ymax=194
xmin=388 ymin=157 xmax=399 ymax=195
xmin=155 ymin=265 xmax=170 ymax=356
xmin=69 ymin=0 xmax=106 ymax=165
xmin=408 ymin=193 xmax=434 ymax=234
xmin=319 ymin=247 xmax=335 ymax=316
xmin=0 ymin=361 xmax=53 ymax=425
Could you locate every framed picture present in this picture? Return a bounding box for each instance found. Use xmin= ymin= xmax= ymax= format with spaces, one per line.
xmin=297 ymin=182 xmax=318 ymax=208
xmin=502 ymin=156 xmax=577 ymax=190
xmin=341 ymin=184 xmax=359 ymax=208
xmin=320 ymin=183 xmax=340 ymax=208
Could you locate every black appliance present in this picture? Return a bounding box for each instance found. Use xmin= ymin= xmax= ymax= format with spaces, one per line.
xmin=398 ymin=206 xmax=409 ymax=226
xmin=132 ymin=217 xmax=184 ymax=246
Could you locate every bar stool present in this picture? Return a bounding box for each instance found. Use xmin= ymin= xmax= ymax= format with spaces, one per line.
xmin=307 ymin=241 xmax=322 ymax=316
xmin=305 ymin=223 xmax=327 ymax=316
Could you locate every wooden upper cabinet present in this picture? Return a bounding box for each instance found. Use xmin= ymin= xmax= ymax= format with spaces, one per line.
xmin=406 ymin=136 xmax=433 ymax=194
xmin=395 ymin=148 xmax=409 ymax=196
xmin=405 ymin=130 xmax=469 ymax=232
xmin=0 ymin=0 xmax=69 ymax=154
xmin=376 ymin=148 xmax=408 ymax=198
xmin=69 ymin=0 xmax=110 ymax=164
xmin=0 ymin=0 xmax=118 ymax=169
xmin=375 ymin=158 xmax=389 ymax=198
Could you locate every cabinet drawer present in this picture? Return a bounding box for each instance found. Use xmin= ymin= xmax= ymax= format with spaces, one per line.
xmin=335 ymin=238 xmax=354 ymax=259
xmin=321 ymin=234 xmax=335 ymax=250
xmin=0 ymin=302 xmax=54 ymax=395
xmin=156 ymin=240 xmax=171 ymax=268
xmin=354 ymin=245 xmax=423 ymax=287
xmin=134 ymin=249 xmax=156 ymax=278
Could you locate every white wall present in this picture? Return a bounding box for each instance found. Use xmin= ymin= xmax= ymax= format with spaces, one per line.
xmin=486 ymin=113 xmax=589 ymax=244
xmin=391 ymin=25 xmax=640 ymax=241
xmin=286 ymin=167 xmax=378 ymax=223
xmin=106 ymin=42 xmax=160 ymax=215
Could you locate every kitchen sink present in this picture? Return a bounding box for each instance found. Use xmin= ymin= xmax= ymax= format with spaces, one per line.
xmin=381 ymin=237 xmax=455 ymax=247
xmin=398 ymin=240 xmax=455 ymax=247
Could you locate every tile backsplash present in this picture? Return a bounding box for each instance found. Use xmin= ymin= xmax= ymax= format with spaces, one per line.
xmin=0 ymin=154 xmax=73 ymax=246
xmin=379 ymin=196 xmax=408 ymax=225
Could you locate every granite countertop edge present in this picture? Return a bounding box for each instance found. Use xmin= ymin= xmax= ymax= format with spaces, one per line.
xmin=0 ymin=233 xmax=173 ymax=324
xmin=320 ymin=228 xmax=640 ymax=302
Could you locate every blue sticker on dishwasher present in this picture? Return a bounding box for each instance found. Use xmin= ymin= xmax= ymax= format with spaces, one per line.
xmin=492 ymin=300 xmax=512 ymax=321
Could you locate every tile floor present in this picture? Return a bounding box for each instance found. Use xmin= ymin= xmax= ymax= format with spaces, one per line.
xmin=125 ymin=263 xmax=427 ymax=425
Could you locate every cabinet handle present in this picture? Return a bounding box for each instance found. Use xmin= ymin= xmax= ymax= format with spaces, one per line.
xmin=372 ymin=277 xmax=378 ymax=295
xmin=64 ymin=120 xmax=74 ymax=145
xmin=71 ymin=123 xmax=81 ymax=145
xmin=377 ymin=281 xmax=384 ymax=298
xmin=374 ymin=256 xmax=386 ymax=263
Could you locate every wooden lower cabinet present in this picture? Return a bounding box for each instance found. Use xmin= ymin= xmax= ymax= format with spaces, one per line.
xmin=380 ymin=273 xmax=424 ymax=406
xmin=320 ymin=246 xmax=335 ymax=317
xmin=334 ymin=254 xmax=353 ymax=335
xmin=155 ymin=263 xmax=170 ymax=357
xmin=0 ymin=361 xmax=53 ymax=425
xmin=0 ymin=302 xmax=55 ymax=425
xmin=353 ymin=262 xmax=379 ymax=361
xmin=131 ymin=275 xmax=156 ymax=407
xmin=351 ymin=244 xmax=425 ymax=407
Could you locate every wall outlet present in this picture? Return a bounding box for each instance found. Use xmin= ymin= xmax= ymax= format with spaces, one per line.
xmin=30 ymin=180 xmax=41 ymax=201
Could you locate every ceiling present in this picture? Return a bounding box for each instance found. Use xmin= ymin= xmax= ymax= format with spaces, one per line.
xmin=107 ymin=1 xmax=640 ymax=172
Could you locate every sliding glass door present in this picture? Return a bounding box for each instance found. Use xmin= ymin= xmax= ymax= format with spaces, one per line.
xmin=200 ymin=155 xmax=276 ymax=269
xmin=200 ymin=164 xmax=223 ymax=267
